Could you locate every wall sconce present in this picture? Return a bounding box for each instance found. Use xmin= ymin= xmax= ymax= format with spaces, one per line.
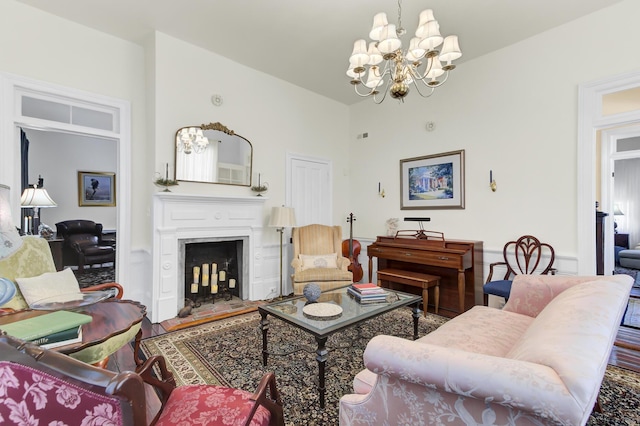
xmin=378 ymin=182 xmax=385 ymax=198
xmin=490 ymin=170 xmax=497 ymax=192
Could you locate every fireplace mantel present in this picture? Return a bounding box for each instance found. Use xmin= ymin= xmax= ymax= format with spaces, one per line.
xmin=151 ymin=192 xmax=267 ymax=322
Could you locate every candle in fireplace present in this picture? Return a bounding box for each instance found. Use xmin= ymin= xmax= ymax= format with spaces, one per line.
xmin=211 ymin=273 xmax=218 ymax=293
xmin=219 ymin=270 xmax=226 ymax=281
xmin=202 ymin=263 xmax=209 ymax=286
xmin=193 ymin=266 xmax=200 ymax=284
xmin=229 ymin=278 xmax=236 ymax=289
xmin=190 ymin=283 xmax=198 ymax=293
xmin=212 ymin=263 xmax=217 ymax=274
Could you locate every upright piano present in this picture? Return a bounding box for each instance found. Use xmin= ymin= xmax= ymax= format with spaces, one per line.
xmin=368 ymin=233 xmax=483 ymax=317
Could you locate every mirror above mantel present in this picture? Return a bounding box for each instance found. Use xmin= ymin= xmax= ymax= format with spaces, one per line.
xmin=175 ymin=122 xmax=253 ymax=186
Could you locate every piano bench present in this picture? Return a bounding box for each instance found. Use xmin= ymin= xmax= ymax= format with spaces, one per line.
xmin=377 ymin=268 xmax=440 ymax=315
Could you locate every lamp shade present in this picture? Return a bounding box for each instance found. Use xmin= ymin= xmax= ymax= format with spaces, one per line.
xmin=0 ymin=184 xmax=23 ymax=259
xmin=268 ymin=206 xmax=296 ymax=228
xmin=613 ymin=204 xmax=624 ymax=216
xmin=20 ymin=187 xmax=57 ymax=208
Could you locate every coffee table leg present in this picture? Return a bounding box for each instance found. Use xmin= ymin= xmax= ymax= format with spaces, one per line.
xmin=259 ymin=311 xmax=269 ymax=366
xmin=315 ymin=336 xmax=328 ymax=409
xmin=412 ymin=302 xmax=420 ymax=340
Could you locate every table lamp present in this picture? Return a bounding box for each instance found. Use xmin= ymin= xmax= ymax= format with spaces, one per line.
xmin=268 ymin=206 xmax=296 ymax=299
xmin=613 ymin=204 xmax=624 ymax=234
xmin=20 ymin=185 xmax=57 ymax=235
xmin=0 ymin=184 xmax=23 ymax=259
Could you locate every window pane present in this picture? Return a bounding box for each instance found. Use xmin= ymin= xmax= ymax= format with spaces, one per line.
xmin=72 ymin=106 xmax=114 ymax=131
xmin=22 ymin=96 xmax=70 ymax=123
xmin=617 ymin=136 xmax=640 ymax=152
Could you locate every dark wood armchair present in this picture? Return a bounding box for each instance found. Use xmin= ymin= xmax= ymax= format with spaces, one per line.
xmin=0 ymin=333 xmax=285 ymax=426
xmin=56 ymin=220 xmax=116 ymax=272
xmin=483 ymin=235 xmax=556 ymax=305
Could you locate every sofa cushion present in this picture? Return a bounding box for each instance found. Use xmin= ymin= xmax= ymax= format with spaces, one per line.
xmin=418 ymin=305 xmax=534 ymax=357
xmin=299 ymin=253 xmax=338 ymax=271
xmin=293 ymin=267 xmax=352 ymax=282
xmin=0 ymin=237 xmax=56 ymax=310
xmin=506 ymin=279 xmax=630 ymax=412
xmin=503 ymin=274 xmax=610 ymax=318
xmin=16 ymin=268 xmax=82 ymax=307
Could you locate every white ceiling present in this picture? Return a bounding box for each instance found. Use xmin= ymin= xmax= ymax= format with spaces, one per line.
xmin=17 ymin=0 xmax=622 ymax=105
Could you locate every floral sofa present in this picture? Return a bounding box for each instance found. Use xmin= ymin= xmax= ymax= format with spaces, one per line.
xmin=339 ymin=274 xmax=633 ymax=425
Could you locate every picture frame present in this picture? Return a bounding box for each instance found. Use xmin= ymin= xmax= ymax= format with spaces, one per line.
xmin=78 ymin=171 xmax=116 ymax=207
xmin=400 ymin=150 xmax=465 ymax=210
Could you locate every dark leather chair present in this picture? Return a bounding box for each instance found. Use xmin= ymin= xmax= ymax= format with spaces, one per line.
xmin=0 ymin=333 xmax=285 ymax=426
xmin=483 ymin=235 xmax=556 ymax=305
xmin=55 ymin=220 xmax=115 ymax=272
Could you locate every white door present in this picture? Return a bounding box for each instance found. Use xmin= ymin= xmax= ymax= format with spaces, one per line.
xmin=286 ymin=153 xmax=332 ymax=226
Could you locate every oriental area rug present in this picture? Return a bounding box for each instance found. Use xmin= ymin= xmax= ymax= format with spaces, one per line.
xmin=140 ymin=309 xmax=640 ymax=426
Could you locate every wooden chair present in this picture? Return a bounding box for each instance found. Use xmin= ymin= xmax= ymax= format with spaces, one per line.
xmin=0 ymin=333 xmax=285 ymax=426
xmin=483 ymin=235 xmax=556 ymax=305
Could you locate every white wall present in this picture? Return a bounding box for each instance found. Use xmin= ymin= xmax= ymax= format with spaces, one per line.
xmin=0 ymin=0 xmax=148 ymax=247
xmin=348 ymin=0 xmax=640 ymax=264
xmin=151 ymin=32 xmax=351 ymax=246
xmin=24 ymin=129 xmax=117 ymax=230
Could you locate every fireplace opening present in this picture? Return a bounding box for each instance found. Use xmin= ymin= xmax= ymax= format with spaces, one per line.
xmin=184 ymin=239 xmax=243 ymax=306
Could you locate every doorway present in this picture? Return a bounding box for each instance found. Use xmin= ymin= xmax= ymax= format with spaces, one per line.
xmin=577 ymin=71 xmax=640 ymax=275
xmin=0 ymin=73 xmax=131 ymax=285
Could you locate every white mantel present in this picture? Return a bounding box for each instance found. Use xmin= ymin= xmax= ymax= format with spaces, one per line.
xmin=151 ymin=192 xmax=267 ymax=323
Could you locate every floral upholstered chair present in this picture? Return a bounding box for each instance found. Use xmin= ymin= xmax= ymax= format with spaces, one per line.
xmin=0 ymin=333 xmax=285 ymax=426
xmin=291 ymin=224 xmax=353 ymax=294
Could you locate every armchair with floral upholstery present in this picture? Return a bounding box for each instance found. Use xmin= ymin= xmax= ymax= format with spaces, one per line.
xmin=291 ymin=224 xmax=353 ymax=294
xmin=0 ymin=333 xmax=285 ymax=426
xmin=0 ymin=236 xmax=131 ymax=366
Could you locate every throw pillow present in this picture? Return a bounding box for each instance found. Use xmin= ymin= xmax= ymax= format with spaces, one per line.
xmin=299 ymin=253 xmax=338 ymax=271
xmin=15 ymin=268 xmax=82 ymax=307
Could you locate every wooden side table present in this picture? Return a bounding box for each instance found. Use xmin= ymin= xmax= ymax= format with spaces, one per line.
xmin=0 ymin=299 xmax=146 ymax=368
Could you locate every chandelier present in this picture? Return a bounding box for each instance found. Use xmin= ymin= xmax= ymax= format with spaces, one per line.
xmin=347 ymin=0 xmax=461 ymax=103
xmin=177 ymin=127 xmax=209 ymax=154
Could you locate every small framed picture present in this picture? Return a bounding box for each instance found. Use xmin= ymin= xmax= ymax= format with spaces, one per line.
xmin=400 ymin=150 xmax=465 ymax=210
xmin=78 ymin=171 xmax=116 ymax=207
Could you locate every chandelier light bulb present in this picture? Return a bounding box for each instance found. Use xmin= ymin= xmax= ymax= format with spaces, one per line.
xmin=347 ymin=1 xmax=461 ymax=103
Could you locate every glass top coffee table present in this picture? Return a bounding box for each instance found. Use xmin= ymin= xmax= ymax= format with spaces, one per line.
xmin=258 ymin=285 xmax=422 ymax=408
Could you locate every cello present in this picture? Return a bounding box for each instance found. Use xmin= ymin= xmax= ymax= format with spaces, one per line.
xmin=342 ymin=213 xmax=364 ymax=283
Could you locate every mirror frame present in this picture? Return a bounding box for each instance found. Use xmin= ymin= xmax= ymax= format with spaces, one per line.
xmin=174 ymin=122 xmax=253 ymax=187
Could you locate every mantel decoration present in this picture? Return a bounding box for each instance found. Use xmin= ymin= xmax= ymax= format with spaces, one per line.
xmin=154 ymin=163 xmax=178 ymax=192
xmin=347 ymin=0 xmax=461 ymax=103
xmin=250 ymin=173 xmax=268 ymax=196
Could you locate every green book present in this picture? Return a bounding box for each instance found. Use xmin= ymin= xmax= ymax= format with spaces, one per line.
xmin=31 ymin=325 xmax=83 ymax=348
xmin=0 ymin=310 xmax=92 ymax=341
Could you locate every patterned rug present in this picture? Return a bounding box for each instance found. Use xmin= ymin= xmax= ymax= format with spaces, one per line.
xmin=74 ymin=267 xmax=115 ymax=287
xmin=140 ymin=309 xmax=640 ymax=425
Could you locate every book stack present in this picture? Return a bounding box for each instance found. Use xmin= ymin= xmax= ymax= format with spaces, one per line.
xmin=347 ymin=283 xmax=389 ymax=304
xmin=0 ymin=310 xmax=92 ymax=349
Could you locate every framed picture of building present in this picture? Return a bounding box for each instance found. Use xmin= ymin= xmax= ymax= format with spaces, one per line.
xmin=78 ymin=171 xmax=116 ymax=207
xmin=400 ymin=150 xmax=465 ymax=210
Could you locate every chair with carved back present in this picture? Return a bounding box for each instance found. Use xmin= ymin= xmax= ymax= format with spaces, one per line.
xmin=0 ymin=333 xmax=285 ymax=426
xmin=483 ymin=235 xmax=556 ymax=305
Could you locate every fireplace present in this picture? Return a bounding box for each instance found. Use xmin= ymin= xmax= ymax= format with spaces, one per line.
xmin=182 ymin=238 xmax=245 ymax=305
xmin=152 ymin=193 xmax=267 ymax=323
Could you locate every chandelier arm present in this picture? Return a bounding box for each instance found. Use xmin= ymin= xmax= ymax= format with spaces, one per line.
xmin=410 ymin=78 xmax=436 ymax=98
